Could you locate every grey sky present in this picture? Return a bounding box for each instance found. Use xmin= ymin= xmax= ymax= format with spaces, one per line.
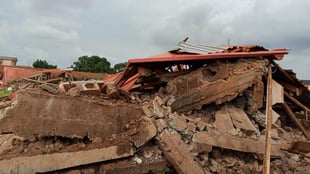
xmin=0 ymin=0 xmax=309 ymax=79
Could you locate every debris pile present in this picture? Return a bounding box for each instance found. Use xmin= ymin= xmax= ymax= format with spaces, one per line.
xmin=0 ymin=39 xmax=310 ymax=173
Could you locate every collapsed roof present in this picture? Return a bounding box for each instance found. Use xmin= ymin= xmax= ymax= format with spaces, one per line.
xmin=106 ymin=38 xmax=288 ymax=91
xmin=0 ymin=39 xmax=310 ymax=173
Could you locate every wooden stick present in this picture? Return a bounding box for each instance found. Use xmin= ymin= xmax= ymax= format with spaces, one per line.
xmin=283 ymin=103 xmax=310 ymax=139
xmin=43 ymin=78 xmax=63 ymax=83
xmin=23 ymin=78 xmax=58 ymax=88
xmin=284 ymin=91 xmax=310 ymax=120
xmin=39 ymin=84 xmax=58 ymax=95
xmin=270 ymin=60 xmax=295 ymax=82
xmin=263 ymin=64 xmax=273 ymax=174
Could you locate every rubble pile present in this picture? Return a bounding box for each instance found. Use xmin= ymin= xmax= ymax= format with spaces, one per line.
xmin=0 ymin=40 xmax=309 ymax=173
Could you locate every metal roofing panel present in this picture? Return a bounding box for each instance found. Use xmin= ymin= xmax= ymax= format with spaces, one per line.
xmin=173 ymin=40 xmax=232 ymax=54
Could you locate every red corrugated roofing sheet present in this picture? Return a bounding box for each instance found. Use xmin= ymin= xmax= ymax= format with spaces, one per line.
xmin=0 ymin=66 xmax=107 ymax=86
xmin=2 ymin=66 xmax=45 ymax=85
xmin=128 ymin=49 xmax=288 ymax=64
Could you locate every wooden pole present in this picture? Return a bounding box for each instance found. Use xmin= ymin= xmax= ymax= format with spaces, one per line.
xmin=284 ymin=91 xmax=310 ymax=120
xmin=283 ymin=103 xmax=310 ymax=139
xmin=263 ymin=63 xmax=273 ymax=174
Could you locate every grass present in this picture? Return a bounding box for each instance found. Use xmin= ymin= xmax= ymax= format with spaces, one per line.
xmin=0 ymin=88 xmax=14 ymax=97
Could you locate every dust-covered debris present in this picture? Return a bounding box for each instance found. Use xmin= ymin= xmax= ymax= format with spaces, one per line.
xmin=0 ymin=39 xmax=309 ymax=173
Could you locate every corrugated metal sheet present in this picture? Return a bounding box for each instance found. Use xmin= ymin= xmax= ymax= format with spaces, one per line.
xmin=172 ymin=40 xmax=232 ymax=54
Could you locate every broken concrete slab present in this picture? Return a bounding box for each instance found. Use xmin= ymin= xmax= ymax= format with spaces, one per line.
xmin=168 ymin=59 xmax=266 ymax=112
xmin=0 ymin=91 xmax=144 ymax=139
xmin=272 ymin=79 xmax=284 ymax=105
xmin=152 ymin=98 xmax=165 ymax=118
xmin=196 ymin=119 xmax=207 ymax=131
xmin=272 ymin=110 xmax=280 ymax=125
xmin=155 ymin=118 xmax=167 ymax=133
xmin=271 ymin=129 xmax=280 ymax=140
xmin=141 ymin=105 xmax=154 ymax=118
xmin=186 ymin=122 xmax=197 ymax=134
xmin=0 ymin=134 xmax=24 ymax=155
xmin=130 ymin=117 xmax=157 ymax=148
xmin=104 ymin=82 xmax=119 ymax=98
xmin=168 ymin=113 xmax=188 ymax=132
xmin=214 ymin=105 xmax=235 ymax=132
xmin=156 ymin=129 xmax=205 ymax=174
xmin=189 ymin=142 xmax=212 ymax=155
xmin=193 ymin=131 xmax=286 ymax=157
xmin=246 ymin=78 xmax=264 ymax=114
xmin=67 ymin=86 xmax=80 ymax=97
xmin=0 ymin=141 xmax=134 ymax=173
xmin=227 ymin=105 xmax=257 ymax=135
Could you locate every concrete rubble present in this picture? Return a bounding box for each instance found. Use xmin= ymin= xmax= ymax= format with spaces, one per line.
xmin=0 ymin=39 xmax=310 ymax=173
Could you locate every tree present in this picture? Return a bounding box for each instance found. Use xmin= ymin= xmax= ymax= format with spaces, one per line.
xmin=113 ymin=62 xmax=127 ymax=73
xmin=71 ymin=55 xmax=113 ymax=73
xmin=33 ymin=59 xmax=57 ymax=69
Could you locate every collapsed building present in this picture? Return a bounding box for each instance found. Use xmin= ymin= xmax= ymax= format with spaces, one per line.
xmin=0 ymin=39 xmax=309 ymax=173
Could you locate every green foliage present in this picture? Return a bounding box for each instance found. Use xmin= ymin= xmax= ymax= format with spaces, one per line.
xmin=71 ymin=55 xmax=113 ymax=73
xmin=0 ymin=88 xmax=13 ymax=97
xmin=113 ymin=62 xmax=127 ymax=73
xmin=33 ymin=59 xmax=57 ymax=69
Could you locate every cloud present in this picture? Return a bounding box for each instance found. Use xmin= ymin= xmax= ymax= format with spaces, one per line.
xmin=16 ymin=0 xmax=93 ymax=17
xmin=0 ymin=0 xmax=309 ymax=79
xmin=0 ymin=0 xmax=94 ymax=67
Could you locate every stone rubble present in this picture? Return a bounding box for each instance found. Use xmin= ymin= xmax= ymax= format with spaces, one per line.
xmin=0 ymin=54 xmax=309 ymax=173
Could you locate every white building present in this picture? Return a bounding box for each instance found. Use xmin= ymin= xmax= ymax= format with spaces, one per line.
xmin=0 ymin=56 xmax=17 ymax=66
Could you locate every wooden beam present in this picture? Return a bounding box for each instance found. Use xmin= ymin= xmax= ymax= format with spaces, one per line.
xmin=283 ymin=103 xmax=310 ymax=139
xmin=270 ymin=60 xmax=295 ymax=82
xmin=39 ymin=84 xmax=58 ymax=95
xmin=263 ymin=64 xmax=273 ymax=174
xmin=284 ymin=91 xmax=310 ymax=120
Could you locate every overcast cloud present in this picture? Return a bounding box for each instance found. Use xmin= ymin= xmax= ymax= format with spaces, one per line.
xmin=0 ymin=0 xmax=309 ymax=78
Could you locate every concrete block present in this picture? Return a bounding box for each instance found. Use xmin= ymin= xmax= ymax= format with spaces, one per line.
xmin=81 ymin=83 xmax=101 ymax=95
xmin=168 ymin=113 xmax=187 ymax=132
xmin=155 ymin=119 xmax=167 ymax=133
